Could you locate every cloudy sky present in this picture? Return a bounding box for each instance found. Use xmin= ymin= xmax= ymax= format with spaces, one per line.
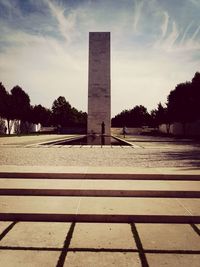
xmin=0 ymin=0 xmax=199 ymax=116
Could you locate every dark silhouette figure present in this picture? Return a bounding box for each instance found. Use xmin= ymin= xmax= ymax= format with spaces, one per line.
xmin=101 ymin=121 xmax=105 ymax=135
xmin=123 ymin=126 xmax=127 ymax=138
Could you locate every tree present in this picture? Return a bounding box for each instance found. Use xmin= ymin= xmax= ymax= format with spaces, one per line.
xmin=11 ymin=86 xmax=31 ymax=122
xmin=167 ymin=72 xmax=200 ymax=135
xmin=112 ymin=109 xmax=131 ymax=127
xmin=52 ymin=96 xmax=73 ymax=127
xmin=190 ymin=72 xmax=200 ymax=121
xmin=31 ymin=105 xmax=52 ymax=126
xmin=151 ymin=103 xmax=172 ymax=133
xmin=168 ymin=82 xmax=190 ymax=121
xmin=70 ymin=107 xmax=87 ymax=127
xmin=0 ymin=83 xmax=8 ymax=118
xmin=0 ymin=83 xmax=15 ymax=134
xmin=51 ymin=96 xmax=87 ymax=130
xmin=0 ymin=118 xmax=6 ymax=134
xmin=112 ymin=105 xmax=151 ymax=127
xmin=151 ymin=103 xmax=166 ymax=126
xmin=130 ymin=105 xmax=151 ymax=127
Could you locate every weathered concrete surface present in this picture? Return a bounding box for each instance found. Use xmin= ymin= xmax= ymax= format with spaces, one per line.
xmin=0 ymin=221 xmax=199 ymax=266
xmin=0 ymin=179 xmax=200 ymax=191
xmin=77 ymin=197 xmax=192 ymax=216
xmin=88 ymin=32 xmax=111 ymax=135
xmin=0 ymin=222 xmax=70 ymax=248
xmin=0 ymin=196 xmax=81 ymax=213
xmin=0 ymin=221 xmax=11 ymax=233
xmin=0 ymin=135 xmax=200 ymax=266
xmin=65 ymin=252 xmax=141 ymax=267
xmin=136 ymin=224 xmax=200 ymax=250
xmin=147 ymin=254 xmax=200 ymax=267
xmin=0 ymin=134 xmax=200 ymax=168
xmin=70 ymin=223 xmax=136 ymax=249
xmin=0 ymin=250 xmax=60 ymax=267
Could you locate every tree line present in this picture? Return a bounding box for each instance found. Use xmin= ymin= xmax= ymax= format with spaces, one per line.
xmin=0 ymin=84 xmax=87 ymax=134
xmin=112 ymin=72 xmax=200 ymax=132
xmin=1 ymin=71 xmax=199 ymax=134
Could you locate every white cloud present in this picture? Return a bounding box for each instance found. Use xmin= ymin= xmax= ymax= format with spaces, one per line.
xmin=0 ymin=0 xmax=199 ymax=116
xmin=180 ymin=21 xmax=193 ymax=44
xmin=189 ymin=0 xmax=200 ymax=7
xmin=132 ymin=0 xmax=144 ymax=32
xmin=191 ymin=24 xmax=200 ymax=41
xmin=0 ymin=26 xmax=87 ymax=110
xmin=162 ymin=21 xmax=179 ymax=51
xmin=47 ymin=0 xmax=77 ymax=43
xmin=154 ymin=21 xmax=180 ymax=52
xmin=161 ymin=11 xmax=169 ymax=38
xmin=112 ymin=47 xmax=199 ymax=114
xmin=0 ymin=0 xmax=21 ymax=17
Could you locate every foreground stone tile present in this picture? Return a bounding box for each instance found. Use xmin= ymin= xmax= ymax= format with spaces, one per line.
xmin=0 ymin=179 xmax=87 ymax=189
xmin=65 ymin=252 xmax=141 ymax=267
xmin=0 ymin=196 xmax=80 ymax=213
xmin=196 ymin=224 xmax=200 ymax=230
xmin=177 ymin=199 xmax=200 ymax=215
xmin=136 ymin=224 xmax=200 ymax=250
xmin=70 ymin=223 xmax=136 ymax=249
xmin=147 ymin=254 xmax=200 ymax=267
xmin=80 ymin=180 xmax=171 ymax=190
xmin=0 ymin=222 xmax=70 ymax=248
xmin=1 ymin=179 xmax=200 ymax=192
xmin=78 ymin=197 xmax=188 ymax=215
xmin=0 ymin=250 xmax=59 ymax=267
xmin=0 ymin=222 xmax=12 ymax=234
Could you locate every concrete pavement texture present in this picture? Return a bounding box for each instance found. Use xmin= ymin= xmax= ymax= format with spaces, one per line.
xmin=0 ymin=134 xmax=200 ymax=167
xmin=0 ymin=134 xmax=200 ymax=266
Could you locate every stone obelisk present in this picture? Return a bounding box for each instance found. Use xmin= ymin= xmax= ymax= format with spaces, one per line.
xmin=87 ymin=32 xmax=111 ymax=135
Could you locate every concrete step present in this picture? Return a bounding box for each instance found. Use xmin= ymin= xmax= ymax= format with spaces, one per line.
xmin=0 ymin=213 xmax=200 ymax=223
xmin=0 ymin=172 xmax=200 ymax=180
xmin=0 ymin=188 xmax=200 ymax=198
xmin=0 ymin=170 xmax=199 ymax=224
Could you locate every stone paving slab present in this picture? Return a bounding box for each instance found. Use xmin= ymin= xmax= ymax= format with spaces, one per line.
xmin=0 ymin=196 xmax=81 ymax=213
xmin=77 ymin=197 xmax=189 ymax=215
xmin=146 ymin=254 xmax=200 ymax=267
xmin=64 ymin=252 xmax=141 ymax=267
xmin=0 ymin=221 xmax=11 ymax=233
xmin=0 ymin=222 xmax=70 ymax=248
xmin=80 ymin=180 xmax=200 ymax=191
xmin=177 ymin=199 xmax=200 ymax=216
xmin=0 ymin=196 xmax=196 ymax=216
xmin=0 ymin=179 xmax=200 ymax=191
xmin=136 ymin=224 xmax=200 ymax=250
xmin=70 ymin=223 xmax=136 ymax=249
xmin=0 ymin=250 xmax=60 ymax=267
xmin=1 ymin=221 xmax=199 ymax=267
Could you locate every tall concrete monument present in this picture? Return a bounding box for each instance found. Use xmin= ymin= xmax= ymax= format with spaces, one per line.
xmin=87 ymin=32 xmax=111 ymax=135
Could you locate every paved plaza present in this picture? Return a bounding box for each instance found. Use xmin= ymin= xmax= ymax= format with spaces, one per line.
xmin=0 ymin=134 xmax=200 ymax=168
xmin=0 ymin=134 xmax=200 ymax=266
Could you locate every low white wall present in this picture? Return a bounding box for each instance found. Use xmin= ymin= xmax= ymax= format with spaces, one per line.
xmin=159 ymin=121 xmax=200 ymax=136
xmin=4 ymin=120 xmax=19 ymax=134
xmin=111 ymin=127 xmax=144 ymax=135
xmin=2 ymin=119 xmax=41 ymax=134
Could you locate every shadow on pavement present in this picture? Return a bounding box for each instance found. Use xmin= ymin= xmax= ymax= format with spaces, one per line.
xmin=162 ymin=149 xmax=200 ymax=168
